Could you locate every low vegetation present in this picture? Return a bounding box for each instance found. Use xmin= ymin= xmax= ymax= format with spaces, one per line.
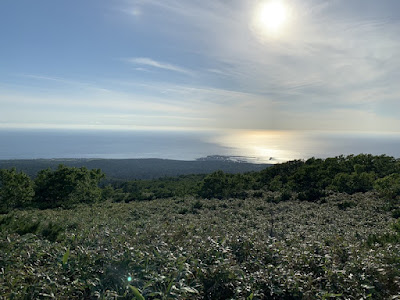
xmin=1 ymin=193 xmax=400 ymax=299
xmin=1 ymin=154 xmax=400 ymax=298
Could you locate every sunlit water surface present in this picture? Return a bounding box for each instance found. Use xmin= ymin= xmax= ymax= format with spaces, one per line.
xmin=0 ymin=129 xmax=399 ymax=163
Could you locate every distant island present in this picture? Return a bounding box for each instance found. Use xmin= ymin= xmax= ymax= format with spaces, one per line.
xmin=196 ymin=155 xmax=256 ymax=163
xmin=196 ymin=155 xmax=276 ymax=163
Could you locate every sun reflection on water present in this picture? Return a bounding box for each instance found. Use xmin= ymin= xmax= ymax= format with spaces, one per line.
xmin=209 ymin=130 xmax=400 ymax=164
xmin=210 ymin=130 xmax=307 ymax=163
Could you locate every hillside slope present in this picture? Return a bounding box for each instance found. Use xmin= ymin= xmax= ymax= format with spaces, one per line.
xmin=0 ymin=158 xmax=270 ymax=180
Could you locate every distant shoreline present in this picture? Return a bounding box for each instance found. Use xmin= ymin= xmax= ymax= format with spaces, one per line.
xmin=0 ymin=158 xmax=272 ymax=180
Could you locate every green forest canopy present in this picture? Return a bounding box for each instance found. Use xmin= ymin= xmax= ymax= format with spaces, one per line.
xmin=1 ymin=154 xmax=400 ymax=212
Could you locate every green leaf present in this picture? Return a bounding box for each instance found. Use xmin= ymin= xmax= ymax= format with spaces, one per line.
xmin=62 ymin=248 xmax=70 ymax=265
xmin=129 ymin=285 xmax=145 ymax=300
xmin=322 ymin=293 xmax=342 ymax=299
xmin=181 ymin=287 xmax=199 ymax=294
xmin=165 ymin=279 xmax=174 ymax=296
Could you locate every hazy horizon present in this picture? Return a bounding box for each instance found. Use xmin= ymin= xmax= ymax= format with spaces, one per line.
xmin=1 ymin=129 xmax=400 ymax=164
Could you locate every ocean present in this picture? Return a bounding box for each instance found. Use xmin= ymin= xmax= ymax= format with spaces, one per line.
xmin=0 ymin=129 xmax=400 ymax=163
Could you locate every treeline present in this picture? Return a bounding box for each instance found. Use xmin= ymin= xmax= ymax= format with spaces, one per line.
xmin=196 ymin=154 xmax=400 ymax=202
xmin=1 ymin=154 xmax=400 ymax=213
xmin=94 ymin=154 xmax=400 ymax=205
xmin=257 ymin=154 xmax=400 ymax=201
xmin=0 ymin=165 xmax=104 ymax=212
xmin=0 ymin=158 xmax=270 ymax=180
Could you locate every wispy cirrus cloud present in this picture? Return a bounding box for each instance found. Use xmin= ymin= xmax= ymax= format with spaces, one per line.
xmin=2 ymin=0 xmax=400 ymax=133
xmin=126 ymin=57 xmax=193 ymax=75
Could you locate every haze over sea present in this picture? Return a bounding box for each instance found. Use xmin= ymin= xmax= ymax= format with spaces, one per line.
xmin=1 ymin=129 xmax=400 ymax=164
xmin=2 ymin=2 xmax=400 ymax=165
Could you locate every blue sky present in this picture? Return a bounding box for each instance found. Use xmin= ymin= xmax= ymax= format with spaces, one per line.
xmin=1 ymin=0 xmax=400 ymax=132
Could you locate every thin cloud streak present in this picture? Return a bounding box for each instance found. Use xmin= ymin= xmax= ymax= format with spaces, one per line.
xmin=1 ymin=0 xmax=400 ymax=133
xmin=127 ymin=57 xmax=193 ymax=75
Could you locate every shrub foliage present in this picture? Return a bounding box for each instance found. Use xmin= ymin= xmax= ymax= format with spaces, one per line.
xmin=0 ymin=168 xmax=34 ymax=213
xmin=33 ymin=165 xmax=104 ymax=209
xmin=1 ymin=154 xmax=400 ymax=298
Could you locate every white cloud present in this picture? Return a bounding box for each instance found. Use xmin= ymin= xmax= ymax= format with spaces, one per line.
xmin=127 ymin=57 xmax=193 ymax=75
xmin=4 ymin=1 xmax=400 ymax=133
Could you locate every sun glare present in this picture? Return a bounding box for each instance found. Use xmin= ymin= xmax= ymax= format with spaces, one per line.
xmin=256 ymin=1 xmax=289 ymax=34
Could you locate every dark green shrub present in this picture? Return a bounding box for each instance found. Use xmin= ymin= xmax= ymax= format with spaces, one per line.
xmin=192 ymin=200 xmax=203 ymax=210
xmin=352 ymin=172 xmax=376 ymax=192
xmin=367 ymin=233 xmax=400 ymax=247
xmin=111 ymin=191 xmax=130 ymax=203
xmin=231 ymin=239 xmax=253 ymax=263
xmin=101 ymin=184 xmax=115 ymax=200
xmin=34 ymin=165 xmax=105 ymax=209
xmin=393 ymin=219 xmax=400 ymax=233
xmin=337 ymin=201 xmax=357 ymax=210
xmin=266 ymin=195 xmax=278 ymax=203
xmin=154 ymin=188 xmax=174 ymax=199
xmin=40 ymin=222 xmax=64 ymax=242
xmin=331 ymin=172 xmax=375 ymax=194
xmin=298 ymin=188 xmax=326 ymax=202
xmin=259 ymin=159 xmax=304 ymax=186
xmin=0 ymin=168 xmax=34 ymax=212
xmin=200 ymin=267 xmax=236 ymax=300
xmin=198 ymin=171 xmax=230 ymax=199
xmin=0 ymin=214 xmax=40 ymax=235
xmin=374 ymin=174 xmax=400 ymax=200
xmin=198 ymin=171 xmax=252 ymax=199
xmin=178 ymin=207 xmax=189 ymax=214
xmin=252 ymin=191 xmax=263 ymax=198
xmin=268 ymin=175 xmax=283 ymax=191
xmin=279 ymin=190 xmax=292 ymax=201
xmin=0 ymin=213 xmax=13 ymax=228
xmin=392 ymin=209 xmax=400 ymax=219
xmin=15 ymin=218 xmax=41 ymax=235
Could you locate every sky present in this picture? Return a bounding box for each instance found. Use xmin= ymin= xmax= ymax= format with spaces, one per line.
xmin=1 ymin=0 xmax=400 ymax=133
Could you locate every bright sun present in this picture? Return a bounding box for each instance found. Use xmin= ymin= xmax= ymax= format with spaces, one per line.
xmin=258 ymin=1 xmax=288 ymax=33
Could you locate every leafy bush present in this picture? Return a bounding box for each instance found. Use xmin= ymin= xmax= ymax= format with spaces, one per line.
xmin=200 ymin=267 xmax=237 ymax=300
xmin=252 ymin=191 xmax=263 ymax=198
xmin=198 ymin=171 xmax=230 ymax=199
xmin=268 ymin=175 xmax=284 ymax=191
xmin=40 ymin=221 xmax=64 ymax=242
xmin=192 ymin=199 xmax=203 ymax=210
xmin=331 ymin=172 xmax=375 ymax=194
xmin=260 ymin=154 xmax=396 ymax=197
xmin=0 ymin=214 xmax=40 ymax=235
xmin=337 ymin=201 xmax=357 ymax=210
xmin=374 ymin=173 xmax=400 ymax=200
xmin=331 ymin=172 xmax=376 ymax=194
xmin=34 ymin=165 xmax=105 ymax=209
xmin=279 ymin=190 xmax=292 ymax=201
xmin=298 ymin=188 xmax=326 ymax=202
xmin=0 ymin=168 xmax=34 ymax=213
xmin=366 ymin=233 xmax=400 ymax=247
xmin=15 ymin=218 xmax=41 ymax=235
xmin=392 ymin=209 xmax=400 ymax=219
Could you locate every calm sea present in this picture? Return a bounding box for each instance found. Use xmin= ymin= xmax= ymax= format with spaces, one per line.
xmin=0 ymin=129 xmax=399 ymax=163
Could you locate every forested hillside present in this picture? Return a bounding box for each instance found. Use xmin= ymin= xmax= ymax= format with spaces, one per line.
xmin=0 ymin=158 xmax=270 ymax=180
xmin=1 ymin=153 xmax=400 ymax=212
